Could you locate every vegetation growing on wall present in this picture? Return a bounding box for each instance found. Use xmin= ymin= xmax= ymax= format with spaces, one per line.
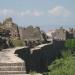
xmin=10 ymin=38 xmax=24 ymax=47
xmin=43 ymin=39 xmax=75 ymax=75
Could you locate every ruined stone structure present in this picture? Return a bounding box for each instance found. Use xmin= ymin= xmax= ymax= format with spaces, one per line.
xmin=19 ymin=26 xmax=46 ymax=47
xmin=0 ymin=47 xmax=26 ymax=75
xmin=49 ymin=27 xmax=75 ymax=41
xmin=0 ymin=17 xmax=47 ymax=47
xmin=52 ymin=27 xmax=67 ymax=40
xmin=0 ymin=17 xmax=21 ymax=48
xmin=3 ymin=17 xmax=20 ymax=39
xmin=0 ymin=27 xmax=11 ymax=49
xmin=68 ymin=28 xmax=75 ymax=39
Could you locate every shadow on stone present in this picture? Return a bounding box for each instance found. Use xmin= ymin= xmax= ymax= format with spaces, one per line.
xmin=14 ymin=41 xmax=65 ymax=73
xmin=14 ymin=48 xmax=31 ymax=73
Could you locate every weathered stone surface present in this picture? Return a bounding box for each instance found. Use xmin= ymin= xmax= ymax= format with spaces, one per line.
xmin=19 ymin=26 xmax=44 ymax=41
xmin=0 ymin=47 xmax=27 ymax=74
xmin=52 ymin=27 xmax=67 ymax=40
xmin=3 ymin=17 xmax=20 ymax=38
xmin=0 ymin=17 xmax=47 ymax=48
xmin=19 ymin=26 xmax=46 ymax=47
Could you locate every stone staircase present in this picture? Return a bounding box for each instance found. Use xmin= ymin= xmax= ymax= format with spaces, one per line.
xmin=0 ymin=63 xmax=26 ymax=75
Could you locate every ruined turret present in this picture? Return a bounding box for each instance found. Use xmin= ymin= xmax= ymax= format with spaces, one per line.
xmin=3 ymin=17 xmax=13 ymax=28
xmin=3 ymin=17 xmax=20 ymax=39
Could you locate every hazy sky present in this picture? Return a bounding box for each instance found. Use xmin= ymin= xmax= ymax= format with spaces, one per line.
xmin=0 ymin=0 xmax=75 ymax=31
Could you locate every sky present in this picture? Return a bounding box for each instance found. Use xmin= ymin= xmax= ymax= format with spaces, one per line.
xmin=0 ymin=0 xmax=75 ymax=31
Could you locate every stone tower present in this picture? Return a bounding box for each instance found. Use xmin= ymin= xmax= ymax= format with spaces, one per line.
xmin=3 ymin=17 xmax=20 ymax=39
xmin=3 ymin=17 xmax=13 ymax=28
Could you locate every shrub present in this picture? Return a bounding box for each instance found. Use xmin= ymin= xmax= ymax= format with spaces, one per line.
xmin=65 ymin=39 xmax=75 ymax=50
xmin=45 ymin=50 xmax=75 ymax=75
xmin=10 ymin=38 xmax=24 ymax=47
